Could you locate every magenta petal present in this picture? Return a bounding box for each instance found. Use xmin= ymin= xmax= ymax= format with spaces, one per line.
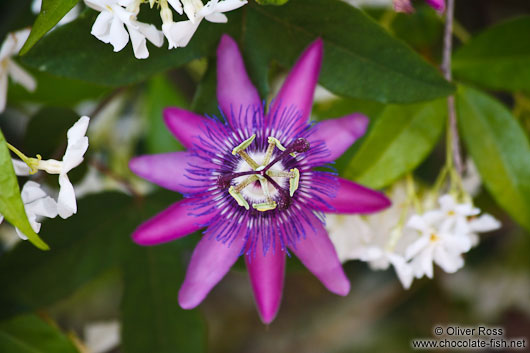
xmin=289 ymin=211 xmax=350 ymax=296
xmin=310 ymin=114 xmax=369 ymax=162
xmin=217 ymin=35 xmax=261 ymax=129
xmin=163 ymin=107 xmax=210 ymax=149
xmin=132 ymin=199 xmax=214 ymax=246
xmin=178 ymin=232 xmax=246 ymax=309
xmin=129 ymin=152 xmax=211 ymax=193
xmin=268 ymin=39 xmax=323 ymax=130
xmin=312 ymin=177 xmax=391 ymax=214
xmin=245 ymin=240 xmax=285 ymax=324
xmin=425 ymin=0 xmax=445 ymax=12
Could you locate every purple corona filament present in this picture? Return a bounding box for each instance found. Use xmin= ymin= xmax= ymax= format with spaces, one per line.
xmin=129 ymin=35 xmax=391 ymax=324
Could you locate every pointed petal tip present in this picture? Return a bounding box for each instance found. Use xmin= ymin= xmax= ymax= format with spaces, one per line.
xmin=178 ymin=287 xmax=202 ymax=310
xmin=331 ymin=278 xmax=351 ymax=296
xmin=259 ymin=310 xmax=278 ymax=325
xmin=217 ymin=34 xmax=237 ymax=54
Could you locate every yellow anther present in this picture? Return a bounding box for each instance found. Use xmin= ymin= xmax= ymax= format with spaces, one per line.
xmin=267 ymin=136 xmax=286 ymax=151
xmin=229 ymin=186 xmax=249 ymax=210
xmin=252 ymin=201 xmax=277 ymax=212
xmin=232 ymin=134 xmax=256 ymax=155
xmin=289 ymin=168 xmax=300 ymax=197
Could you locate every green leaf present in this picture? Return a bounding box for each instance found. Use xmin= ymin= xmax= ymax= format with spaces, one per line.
xmin=144 ymin=74 xmax=187 ymax=154
xmin=121 ymin=242 xmax=206 ymax=353
xmin=456 ymin=86 xmax=530 ymax=231
xmin=344 ymin=99 xmax=447 ymax=189
xmin=0 ymin=314 xmax=79 ymax=353
xmin=0 ymin=192 xmax=174 ymax=319
xmin=23 ymin=0 xmax=452 ymax=104
xmin=256 ymin=0 xmax=289 ymax=5
xmin=243 ymin=0 xmax=454 ymax=103
xmin=20 ymin=0 xmax=79 ymax=55
xmin=453 ymin=16 xmax=530 ymax=93
xmin=0 ymin=129 xmax=49 ymax=250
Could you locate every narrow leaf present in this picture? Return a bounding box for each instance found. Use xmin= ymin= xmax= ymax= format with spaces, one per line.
xmin=456 ymin=86 xmax=530 ymax=231
xmin=0 ymin=129 xmax=49 ymax=250
xmin=345 ymin=99 xmax=447 ymax=189
xmin=20 ymin=0 xmax=79 ymax=55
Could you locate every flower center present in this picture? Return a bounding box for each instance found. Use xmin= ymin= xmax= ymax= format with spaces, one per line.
xmin=217 ymin=135 xmax=309 ymax=212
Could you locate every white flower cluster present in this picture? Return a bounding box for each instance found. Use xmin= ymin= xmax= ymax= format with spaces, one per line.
xmin=0 ymin=117 xmax=90 ymax=241
xmin=85 ymin=0 xmax=247 ymax=59
xmin=327 ymin=180 xmax=500 ymax=289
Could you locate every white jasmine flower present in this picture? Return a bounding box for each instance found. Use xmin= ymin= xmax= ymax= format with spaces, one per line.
xmin=461 ymin=159 xmax=481 ymax=196
xmin=405 ymin=213 xmax=472 ymax=278
xmin=405 ymin=194 xmax=500 ymax=279
xmin=15 ymin=117 xmax=91 ymax=219
xmin=0 ymin=29 xmax=36 ymax=113
xmin=162 ymin=0 xmax=247 ymax=49
xmin=85 ymin=0 xmax=164 ymax=59
xmin=44 ymin=116 xmax=90 ymax=219
xmin=0 ymin=181 xmax=58 ymax=240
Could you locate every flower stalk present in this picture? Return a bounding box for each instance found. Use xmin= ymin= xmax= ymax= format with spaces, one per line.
xmin=441 ymin=0 xmax=463 ymax=176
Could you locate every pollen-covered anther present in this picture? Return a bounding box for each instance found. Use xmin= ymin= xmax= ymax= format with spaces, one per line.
xmin=291 ymin=138 xmax=310 ymax=153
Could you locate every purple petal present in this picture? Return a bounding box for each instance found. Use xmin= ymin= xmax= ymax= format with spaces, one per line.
xmin=268 ymin=39 xmax=323 ymax=132
xmin=163 ymin=107 xmax=210 ymax=149
xmin=289 ymin=210 xmax=350 ymax=296
xmin=310 ymin=114 xmax=369 ymax=163
xmin=178 ymin=231 xmax=246 ymax=309
xmin=245 ymin=239 xmax=285 ymax=324
xmin=132 ymin=199 xmax=214 ymax=246
xmin=216 ymin=35 xmax=261 ymax=130
xmin=129 ymin=152 xmax=212 ymax=193
xmin=312 ymin=177 xmax=391 ymax=214
xmin=425 ymin=0 xmax=445 ymax=12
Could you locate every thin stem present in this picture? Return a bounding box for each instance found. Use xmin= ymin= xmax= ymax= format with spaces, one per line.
xmin=441 ymin=0 xmax=463 ymax=175
xmin=6 ymin=142 xmax=29 ymax=162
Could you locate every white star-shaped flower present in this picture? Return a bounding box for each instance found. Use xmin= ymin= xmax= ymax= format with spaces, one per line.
xmin=162 ymin=0 xmax=247 ymax=49
xmin=0 ymin=181 xmax=58 ymax=240
xmin=0 ymin=29 xmax=37 ymax=113
xmin=85 ymin=0 xmax=164 ymax=59
xmin=18 ymin=116 xmax=91 ymax=219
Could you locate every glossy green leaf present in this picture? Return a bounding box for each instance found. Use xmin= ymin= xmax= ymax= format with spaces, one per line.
xmin=456 ymin=86 xmax=530 ymax=231
xmin=0 ymin=192 xmax=174 ymax=319
xmin=121 ymin=242 xmax=206 ymax=353
xmin=345 ymin=99 xmax=447 ymax=189
xmin=0 ymin=314 xmax=79 ymax=353
xmin=144 ymin=75 xmax=186 ymax=154
xmin=20 ymin=0 xmax=79 ymax=55
xmin=243 ymin=0 xmax=454 ymax=103
xmin=453 ymin=16 xmax=530 ymax=93
xmin=0 ymin=129 xmax=49 ymax=250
